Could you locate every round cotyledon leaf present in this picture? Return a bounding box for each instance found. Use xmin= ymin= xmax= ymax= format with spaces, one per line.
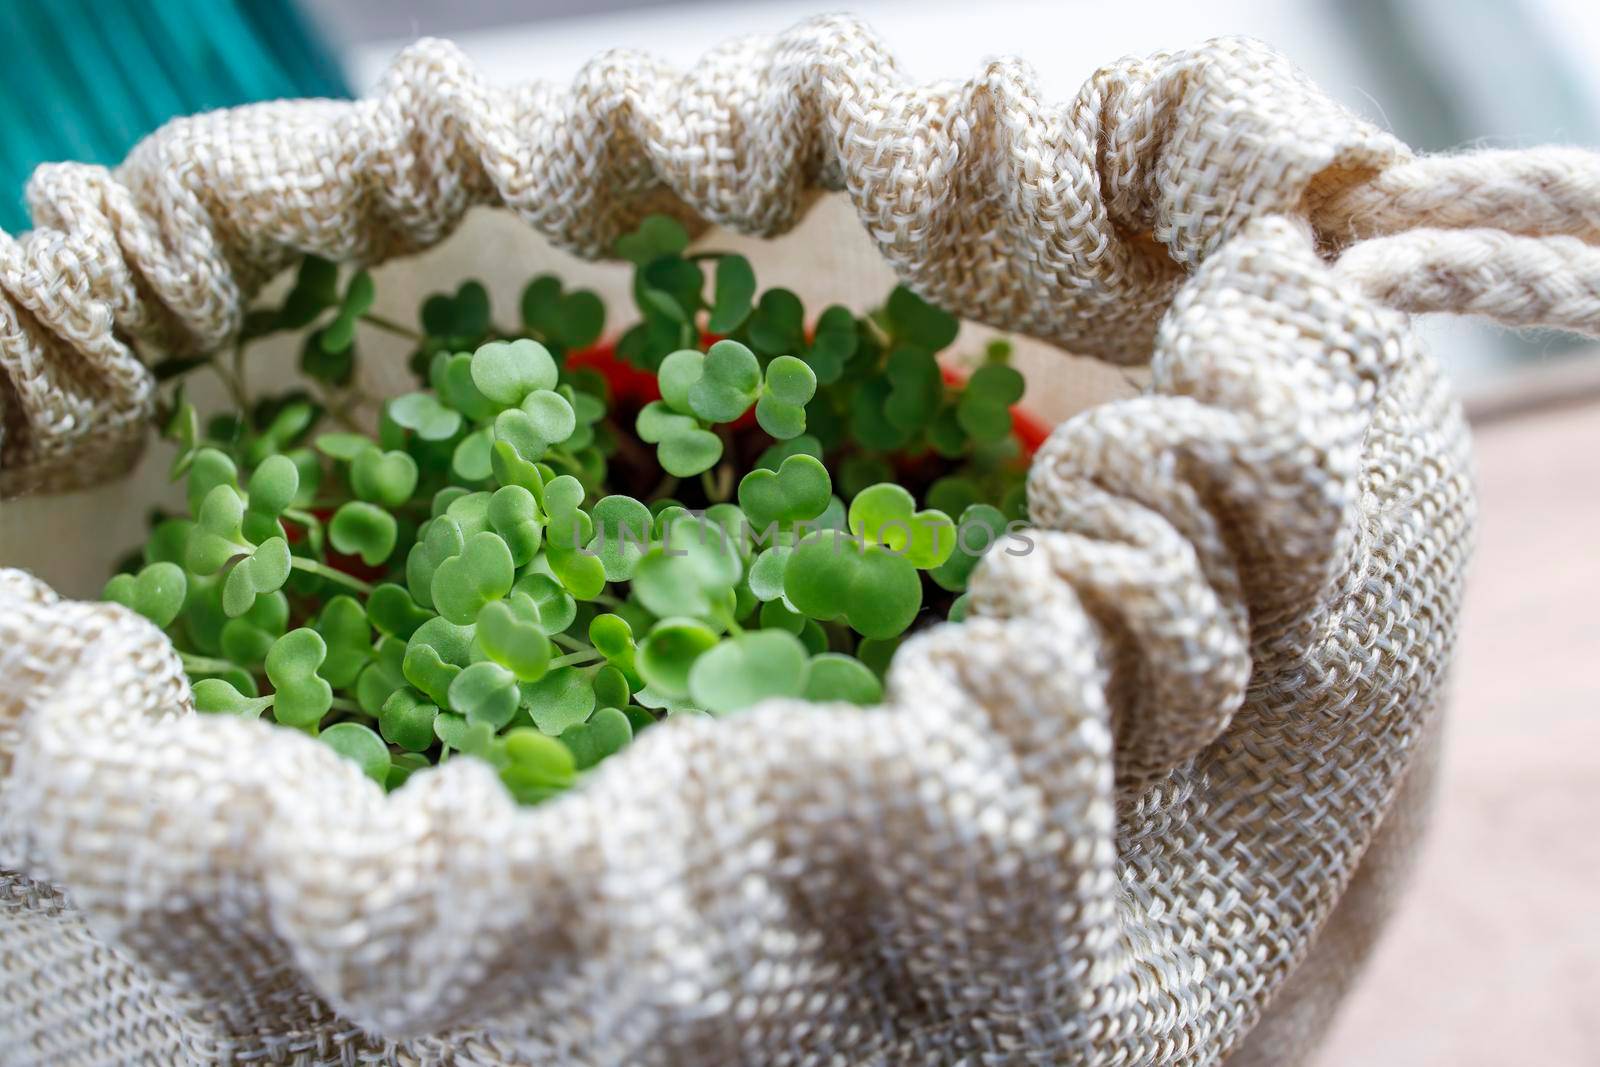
xmin=470 ymin=338 xmax=559 ymax=408
xmin=321 ymin=722 xmax=390 ymax=785
xmin=103 ymin=562 xmax=186 ymax=628
xmin=636 ymin=617 xmax=719 ymax=700
xmin=687 ymin=630 xmax=808 ymax=715
xmin=784 ymin=531 xmax=923 ymax=640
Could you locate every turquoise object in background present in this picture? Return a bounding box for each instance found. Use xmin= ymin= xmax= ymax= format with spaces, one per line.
xmin=0 ymin=0 xmax=348 ymax=233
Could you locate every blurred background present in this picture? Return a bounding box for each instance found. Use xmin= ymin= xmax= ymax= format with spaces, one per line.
xmin=1 ymin=1 xmax=1596 ymax=1064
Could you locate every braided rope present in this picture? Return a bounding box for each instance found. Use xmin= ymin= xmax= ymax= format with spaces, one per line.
xmin=1336 ymin=228 xmax=1600 ymax=334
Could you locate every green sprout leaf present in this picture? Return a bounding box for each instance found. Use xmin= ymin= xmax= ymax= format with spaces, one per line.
xmin=471 ymin=338 xmax=560 ymax=409
xmin=449 ymin=660 xmax=521 ymax=729
xmin=357 ymin=636 xmax=409 ymax=714
xmin=186 ymin=484 xmax=250 ymax=575
xmin=514 ymin=572 xmax=576 ymax=635
xmin=746 ymin=288 xmax=805 ymax=357
xmin=656 ymin=349 xmax=704 ymax=415
xmin=434 ymin=712 xmax=495 ymax=757
xmin=708 ymin=254 xmax=756 ymax=333
xmin=746 ymin=545 xmax=792 ymax=602
xmin=320 ymin=722 xmax=390 ymax=785
xmin=688 ymin=629 xmax=808 ymax=715
xmin=476 ymin=593 xmax=553 ymax=681
xmin=274 ymin=255 xmax=339 ymax=330
xmin=883 ymin=347 xmax=944 ymax=435
xmin=585 ymin=494 xmax=652 ymax=581
xmin=242 ymin=454 xmax=298 ymax=543
xmin=330 ymin=501 xmax=398 ymax=567
xmin=245 ymin=400 xmax=316 ymax=467
xmin=302 ymin=328 xmax=354 ymax=386
xmin=559 ymin=706 xmax=633 ymax=770
xmin=431 ymin=530 xmax=515 ymax=625
xmin=541 ymin=475 xmax=591 ymax=548
xmin=805 ymin=305 xmax=858 ymax=384
xmin=192 ymin=677 xmax=273 ymax=717
xmin=521 ymin=276 xmax=605 ymax=350
xmin=595 ymin=666 xmax=634 ymax=711
xmin=803 ymin=654 xmax=883 ymax=704
xmin=351 ymin=447 xmax=419 ymax=507
xmin=389 ymin=392 xmax=463 ymax=442
xmin=737 ymin=454 xmax=831 ymax=532
xmin=633 ymin=515 xmax=741 ymax=620
xmin=499 ymin=727 xmax=576 ymax=804
xmin=320 ymin=270 xmax=375 ymax=354
xmin=314 ymin=595 xmax=371 ymax=687
xmin=184 ymin=448 xmax=240 ymax=515
xmin=103 ymin=562 xmax=186 ymax=628
xmin=220 ymin=590 xmax=288 ymax=664
xmin=637 ymin=617 xmax=719 ymax=700
xmin=885 ymin=285 xmax=959 ymax=350
xmin=487 ymin=484 xmax=544 ymax=566
xmin=222 ymin=536 xmax=291 ymax=618
xmin=614 ymin=214 xmax=689 ymax=265
xmin=956 ymin=364 xmax=1025 ymax=444
xmin=380 ymin=688 xmax=439 ymax=752
xmin=421 ymin=280 xmax=491 ymax=340
xmin=784 ymin=531 xmax=923 ymax=640
xmin=930 ymin=503 xmax=1008 ymax=592
xmin=457 ymin=431 xmax=492 ymax=486
xmin=547 ymin=543 xmax=607 ymax=600
xmin=265 ymin=628 xmax=334 ymax=729
xmin=636 ymin=401 xmax=723 ymax=477
xmin=403 ymin=616 xmax=474 ymax=707
xmin=687 ymin=340 xmax=761 ymax=424
xmin=315 ymin=432 xmax=372 ymax=461
xmin=755 ymin=355 xmax=817 ymax=439
xmin=494 ymin=390 xmax=576 ymax=464
xmin=406 ymin=516 xmax=464 ymax=609
xmin=367 ymin=582 xmax=433 ymax=640
xmin=521 ymin=666 xmax=596 ymax=735
xmin=847 ymin=483 xmax=956 ymax=570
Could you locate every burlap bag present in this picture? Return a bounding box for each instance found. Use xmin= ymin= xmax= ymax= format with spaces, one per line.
xmin=3 ymin=14 xmax=1596 ymax=1065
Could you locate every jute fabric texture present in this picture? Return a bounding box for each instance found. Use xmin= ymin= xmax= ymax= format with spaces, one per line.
xmin=5 ymin=12 xmax=1589 ymax=1064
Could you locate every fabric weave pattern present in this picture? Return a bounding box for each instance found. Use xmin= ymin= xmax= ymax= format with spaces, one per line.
xmin=0 ymin=17 xmax=1495 ymax=1066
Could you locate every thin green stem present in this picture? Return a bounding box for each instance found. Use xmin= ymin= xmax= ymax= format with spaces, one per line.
xmin=593 ymin=591 xmax=625 ymax=610
xmin=289 ymin=556 xmax=374 ymax=595
xmin=863 ymin=314 xmax=893 ymax=351
xmin=211 ymin=346 xmax=250 ymax=416
xmin=179 ymin=651 xmax=243 ymax=675
xmin=543 ymin=450 xmax=585 ymax=475
xmin=700 ymin=463 xmax=734 ymax=503
xmin=550 ymin=648 xmax=603 ymax=669
xmin=329 ymin=697 xmax=363 ymax=714
xmin=315 ymin=388 xmax=368 ymax=433
xmin=360 ymin=312 xmax=423 ymax=341
xmin=647 ymin=472 xmax=680 ymax=500
xmin=551 ymin=632 xmax=591 ymax=653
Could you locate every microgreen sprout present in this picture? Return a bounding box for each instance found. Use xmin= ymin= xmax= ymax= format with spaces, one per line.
xmin=114 ymin=216 xmax=1035 ymax=804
